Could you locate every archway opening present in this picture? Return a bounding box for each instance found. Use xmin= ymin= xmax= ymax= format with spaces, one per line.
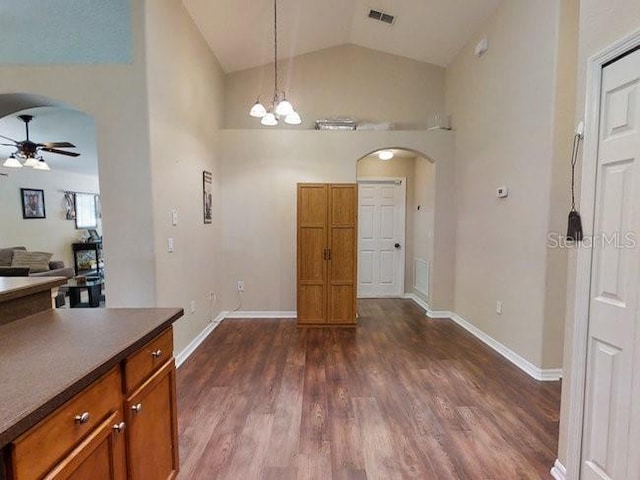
xmin=0 ymin=94 xmax=103 ymax=307
xmin=356 ymin=148 xmax=435 ymax=304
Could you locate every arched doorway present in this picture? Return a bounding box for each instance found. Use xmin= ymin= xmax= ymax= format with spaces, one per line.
xmin=0 ymin=96 xmax=102 ymax=307
xmin=356 ymin=148 xmax=435 ymax=304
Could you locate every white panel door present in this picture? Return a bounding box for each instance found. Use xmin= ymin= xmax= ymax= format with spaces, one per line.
xmin=357 ymin=179 xmax=405 ymax=297
xmin=582 ymin=48 xmax=640 ymax=480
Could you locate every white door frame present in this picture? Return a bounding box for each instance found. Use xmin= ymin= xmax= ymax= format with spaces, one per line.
xmin=565 ymin=28 xmax=640 ymax=479
xmin=357 ymin=176 xmax=406 ymax=297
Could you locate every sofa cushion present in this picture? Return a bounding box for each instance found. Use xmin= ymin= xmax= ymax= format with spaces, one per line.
xmin=0 ymin=247 xmax=26 ymax=267
xmin=11 ymin=250 xmax=53 ymax=273
xmin=31 ymin=267 xmax=75 ymax=279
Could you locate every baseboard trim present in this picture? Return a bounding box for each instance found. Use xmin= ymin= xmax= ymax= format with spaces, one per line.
xmin=403 ymin=295 xmax=562 ymax=382
xmin=403 ymin=293 xmax=451 ymax=318
xmin=224 ymin=311 xmax=297 ymax=319
xmin=175 ymin=310 xmax=227 ymax=368
xmin=450 ymin=312 xmax=563 ymax=382
xmin=550 ymin=459 xmax=566 ymax=480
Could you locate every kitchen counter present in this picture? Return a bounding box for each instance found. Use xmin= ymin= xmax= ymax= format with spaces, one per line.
xmin=0 ymin=305 xmax=183 ymax=448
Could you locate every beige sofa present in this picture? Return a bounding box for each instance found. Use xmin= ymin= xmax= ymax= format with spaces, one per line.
xmin=0 ymin=246 xmax=74 ymax=279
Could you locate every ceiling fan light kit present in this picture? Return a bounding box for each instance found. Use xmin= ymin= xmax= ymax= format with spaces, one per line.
xmin=248 ymin=0 xmax=301 ymax=127
xmin=2 ymin=155 xmax=23 ymax=168
xmin=0 ymin=114 xmax=80 ymax=171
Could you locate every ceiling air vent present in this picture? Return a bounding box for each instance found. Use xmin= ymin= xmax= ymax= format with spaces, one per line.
xmin=368 ymin=9 xmax=395 ymax=25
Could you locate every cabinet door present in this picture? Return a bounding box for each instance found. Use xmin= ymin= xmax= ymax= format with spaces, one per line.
xmin=44 ymin=411 xmax=126 ymax=480
xmin=328 ymin=184 xmax=358 ymax=324
xmin=297 ymin=184 xmax=329 ymax=324
xmin=125 ymin=360 xmax=179 ymax=480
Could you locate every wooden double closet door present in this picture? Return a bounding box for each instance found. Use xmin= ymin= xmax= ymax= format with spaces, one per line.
xmin=297 ymin=183 xmax=358 ymax=326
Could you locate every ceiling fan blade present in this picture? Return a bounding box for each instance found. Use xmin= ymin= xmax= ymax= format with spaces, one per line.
xmin=1 ymin=143 xmax=17 ymax=147
xmin=0 ymin=134 xmax=19 ymax=143
xmin=41 ymin=147 xmax=81 ymax=157
xmin=39 ymin=142 xmax=76 ymax=148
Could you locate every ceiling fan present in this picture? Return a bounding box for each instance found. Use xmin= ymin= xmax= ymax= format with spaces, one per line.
xmin=1 ymin=114 xmax=80 ymax=170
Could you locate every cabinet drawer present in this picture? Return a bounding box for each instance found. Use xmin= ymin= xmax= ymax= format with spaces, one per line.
xmin=124 ymin=328 xmax=173 ymax=393
xmin=11 ymin=368 xmax=122 ymax=480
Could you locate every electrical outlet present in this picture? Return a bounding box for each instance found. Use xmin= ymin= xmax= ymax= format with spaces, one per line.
xmin=190 ymin=300 xmax=196 ymax=314
xmin=496 ymin=301 xmax=503 ymax=315
xmin=237 ymin=281 xmax=245 ymax=292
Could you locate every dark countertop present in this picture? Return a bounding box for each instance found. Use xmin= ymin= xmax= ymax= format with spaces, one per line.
xmin=0 ymin=307 xmax=183 ymax=448
xmin=0 ymin=276 xmax=67 ymax=303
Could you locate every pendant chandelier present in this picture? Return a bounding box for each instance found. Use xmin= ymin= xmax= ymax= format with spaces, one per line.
xmin=249 ymin=0 xmax=301 ymax=126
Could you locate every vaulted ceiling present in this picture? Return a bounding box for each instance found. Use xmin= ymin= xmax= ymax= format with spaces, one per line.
xmin=182 ymin=0 xmax=501 ymax=73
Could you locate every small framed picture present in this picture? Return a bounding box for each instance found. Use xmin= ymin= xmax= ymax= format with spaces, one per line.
xmin=21 ymin=188 xmax=46 ymax=219
xmin=203 ymin=171 xmax=212 ymax=224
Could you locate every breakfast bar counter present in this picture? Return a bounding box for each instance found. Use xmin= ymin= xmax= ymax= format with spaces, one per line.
xmin=0 ymin=277 xmax=183 ymax=479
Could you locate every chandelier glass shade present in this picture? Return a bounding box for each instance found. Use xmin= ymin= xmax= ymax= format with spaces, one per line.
xmin=249 ymin=0 xmax=301 ymax=127
xmin=2 ymin=152 xmax=50 ymax=170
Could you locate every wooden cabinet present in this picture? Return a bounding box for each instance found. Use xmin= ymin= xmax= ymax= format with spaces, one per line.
xmin=297 ymin=183 xmax=358 ymax=325
xmin=124 ymin=361 xmax=178 ymax=480
xmin=44 ymin=411 xmax=126 ymax=480
xmin=6 ymin=327 xmax=178 ymax=480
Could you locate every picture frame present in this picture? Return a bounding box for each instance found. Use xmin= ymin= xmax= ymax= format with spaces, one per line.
xmin=203 ymin=171 xmax=212 ymax=224
xmin=21 ymin=188 xmax=46 ymax=219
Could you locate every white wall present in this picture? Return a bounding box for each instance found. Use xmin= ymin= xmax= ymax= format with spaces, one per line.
xmin=224 ymin=44 xmax=446 ymax=130
xmin=557 ymin=0 xmax=640 ymax=468
xmin=216 ymin=130 xmax=455 ymax=313
xmin=413 ymin=158 xmax=436 ymax=301
xmin=445 ymin=0 xmax=563 ymax=369
xmin=0 ymin=0 xmax=155 ymax=307
xmin=0 ymin=168 xmax=99 ymax=267
xmin=145 ymin=0 xmax=226 ymax=353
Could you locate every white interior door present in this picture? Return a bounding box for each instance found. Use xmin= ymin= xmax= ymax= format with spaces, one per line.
xmin=582 ymin=48 xmax=640 ymax=480
xmin=357 ymin=179 xmax=405 ymax=298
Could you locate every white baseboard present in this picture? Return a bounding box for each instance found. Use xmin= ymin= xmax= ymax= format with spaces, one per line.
xmin=403 ymin=293 xmax=451 ymax=318
xmin=449 ymin=312 xmax=563 ymax=382
xmin=175 ymin=310 xmax=227 ymax=367
xmin=403 ymin=295 xmax=563 ymax=382
xmin=550 ymin=459 xmax=566 ymax=480
xmin=224 ymin=311 xmax=297 ymax=319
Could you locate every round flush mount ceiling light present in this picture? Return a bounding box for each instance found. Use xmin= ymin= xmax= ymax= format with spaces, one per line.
xmin=378 ymin=150 xmax=394 ymax=161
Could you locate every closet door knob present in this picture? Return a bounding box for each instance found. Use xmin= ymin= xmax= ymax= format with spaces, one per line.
xmin=131 ymin=403 xmax=143 ymax=414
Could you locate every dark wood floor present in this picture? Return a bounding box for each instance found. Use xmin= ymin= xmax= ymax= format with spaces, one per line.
xmin=176 ymin=299 xmax=561 ymax=479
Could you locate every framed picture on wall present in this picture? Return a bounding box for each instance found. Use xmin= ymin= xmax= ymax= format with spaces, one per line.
xmin=21 ymin=188 xmax=46 ymax=219
xmin=203 ymin=171 xmax=212 ymax=224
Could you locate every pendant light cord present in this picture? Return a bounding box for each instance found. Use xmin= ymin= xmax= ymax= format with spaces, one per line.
xmin=570 ymin=133 xmax=582 ymax=211
xmin=273 ymin=0 xmax=279 ymax=99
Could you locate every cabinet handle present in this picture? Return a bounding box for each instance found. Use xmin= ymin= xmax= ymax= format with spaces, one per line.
xmin=151 ymin=349 xmax=163 ymax=359
xmin=131 ymin=403 xmax=143 ymax=414
xmin=74 ymin=412 xmax=90 ymax=424
xmin=113 ymin=421 xmax=126 ymax=433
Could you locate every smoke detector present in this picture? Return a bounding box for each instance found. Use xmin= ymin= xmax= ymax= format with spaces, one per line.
xmin=368 ymin=9 xmax=395 ymax=25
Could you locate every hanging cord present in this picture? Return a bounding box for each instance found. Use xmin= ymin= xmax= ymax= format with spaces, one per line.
xmin=273 ymin=0 xmax=279 ymax=101
xmin=569 ymin=133 xmax=581 ymax=211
